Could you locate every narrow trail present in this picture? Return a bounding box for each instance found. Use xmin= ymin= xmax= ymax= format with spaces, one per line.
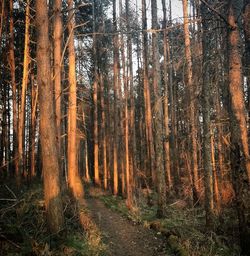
xmin=86 ymin=198 xmax=168 ymax=256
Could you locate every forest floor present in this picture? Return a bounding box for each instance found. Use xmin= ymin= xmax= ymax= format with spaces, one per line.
xmin=0 ymin=180 xmax=241 ymax=256
xmin=86 ymin=197 xmax=167 ymax=256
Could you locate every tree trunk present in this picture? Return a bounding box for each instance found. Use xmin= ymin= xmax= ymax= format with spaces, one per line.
xmin=18 ymin=0 xmax=30 ymax=185
xmin=161 ymin=0 xmax=172 ymax=190
xmin=9 ymin=0 xmax=18 ymax=177
xmin=141 ymin=0 xmax=155 ymax=186
xmin=35 ymin=0 xmax=64 ymax=233
xmin=53 ymin=0 xmax=62 ymax=162
xmin=92 ymin=0 xmax=100 ymax=186
xmin=243 ymin=0 xmax=250 ymax=117
xmin=227 ymin=1 xmax=250 ymax=254
xmin=113 ymin=0 xmax=119 ymax=195
xmin=67 ymin=0 xmax=84 ymax=199
xmin=201 ymin=1 xmax=214 ymax=228
xmin=151 ymin=0 xmax=167 ymax=217
xmin=30 ymin=74 xmax=38 ymax=179
xmin=182 ymin=0 xmax=199 ymax=203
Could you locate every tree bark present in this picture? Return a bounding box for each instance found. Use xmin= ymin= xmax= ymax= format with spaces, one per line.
xmin=67 ymin=0 xmax=84 ymax=199
xmin=201 ymin=1 xmax=214 ymax=228
xmin=18 ymin=0 xmax=30 ymax=185
xmin=35 ymin=0 xmax=64 ymax=233
xmin=53 ymin=0 xmax=62 ymax=162
xmin=141 ymin=0 xmax=155 ymax=186
xmin=227 ymin=1 xmax=250 ymax=253
xmin=182 ymin=0 xmax=199 ymax=203
xmin=161 ymin=0 xmax=172 ymax=190
xmin=9 ymin=0 xmax=18 ymax=177
xmin=112 ymin=0 xmax=119 ymax=195
xmin=151 ymin=0 xmax=167 ymax=217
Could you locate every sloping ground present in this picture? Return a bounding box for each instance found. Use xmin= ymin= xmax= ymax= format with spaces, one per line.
xmin=86 ymin=198 xmax=168 ymax=256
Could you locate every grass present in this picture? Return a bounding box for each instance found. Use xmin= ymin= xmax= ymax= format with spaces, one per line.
xmin=98 ymin=190 xmax=241 ymax=256
xmin=0 ymin=182 xmax=107 ymax=256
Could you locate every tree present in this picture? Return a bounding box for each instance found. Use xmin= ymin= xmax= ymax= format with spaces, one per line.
xmin=182 ymin=0 xmax=200 ymax=203
xmin=201 ymin=0 xmax=214 ymax=228
xmin=9 ymin=0 xmax=18 ymax=177
xmin=112 ymin=0 xmax=119 ymax=195
xmin=35 ymin=0 xmax=64 ymax=233
xmin=18 ymin=0 xmax=30 ymax=184
xmin=141 ymin=0 xmax=155 ymax=186
xmin=67 ymin=0 xmax=84 ymax=199
xmin=227 ymin=0 xmax=250 ymax=253
xmin=53 ymin=0 xmax=63 ymax=161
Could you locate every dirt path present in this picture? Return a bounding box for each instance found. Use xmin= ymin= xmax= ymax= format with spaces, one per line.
xmin=86 ymin=198 xmax=168 ymax=256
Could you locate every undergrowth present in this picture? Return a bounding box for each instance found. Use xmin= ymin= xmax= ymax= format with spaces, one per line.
xmin=99 ymin=191 xmax=241 ymax=256
xmin=0 ymin=182 xmax=106 ymax=256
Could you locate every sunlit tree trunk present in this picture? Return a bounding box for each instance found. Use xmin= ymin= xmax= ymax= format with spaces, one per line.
xmin=82 ymin=111 xmax=90 ymax=183
xmin=161 ymin=0 xmax=172 ymax=190
xmin=182 ymin=0 xmax=199 ymax=203
xmin=227 ymin=1 xmax=250 ymax=253
xmin=113 ymin=0 xmax=119 ymax=195
xmin=67 ymin=0 xmax=84 ymax=199
xmin=53 ymin=0 xmax=62 ymax=161
xmin=92 ymin=0 xmax=100 ymax=186
xmin=100 ymin=73 xmax=107 ymax=189
xmin=17 ymin=0 xmax=30 ymax=184
xmin=228 ymin=1 xmax=250 ymax=183
xmin=141 ymin=0 xmax=155 ymax=186
xmin=35 ymin=0 xmax=64 ymax=233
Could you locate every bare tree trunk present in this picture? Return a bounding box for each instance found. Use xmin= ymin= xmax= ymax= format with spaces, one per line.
xmin=228 ymin=1 xmax=250 ymax=183
xmin=141 ymin=0 xmax=155 ymax=186
xmin=200 ymin=1 xmax=214 ymax=228
xmin=92 ymin=0 xmax=100 ymax=186
xmin=30 ymin=74 xmax=38 ymax=179
xmin=18 ymin=0 xmax=30 ymax=185
xmin=211 ymin=132 xmax=220 ymax=212
xmin=9 ymin=0 xmax=18 ymax=177
xmin=182 ymin=0 xmax=199 ymax=203
xmin=100 ymin=73 xmax=107 ymax=189
xmin=67 ymin=0 xmax=84 ymax=199
xmin=35 ymin=0 xmax=64 ymax=233
xmin=113 ymin=0 xmax=119 ymax=195
xmin=227 ymin=1 xmax=250 ymax=254
xmin=53 ymin=0 xmax=62 ymax=162
xmin=161 ymin=0 xmax=172 ymax=190
xmin=243 ymin=0 xmax=250 ymax=117
xmin=0 ymin=0 xmax=5 ymax=44
xmin=151 ymin=0 xmax=167 ymax=217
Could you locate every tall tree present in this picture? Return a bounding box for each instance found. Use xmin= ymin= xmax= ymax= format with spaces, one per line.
xmin=161 ymin=0 xmax=172 ymax=190
xmin=35 ymin=0 xmax=64 ymax=233
xmin=227 ymin=0 xmax=250 ymax=253
xmin=141 ymin=0 xmax=155 ymax=186
xmin=201 ymin=1 xmax=214 ymax=228
xmin=67 ymin=0 xmax=84 ymax=199
xmin=18 ymin=0 xmax=30 ymax=184
xmin=243 ymin=0 xmax=250 ymax=116
xmin=92 ymin=0 xmax=100 ymax=186
xmin=151 ymin=0 xmax=167 ymax=217
xmin=9 ymin=0 xmax=18 ymax=176
xmin=53 ymin=0 xmax=63 ymax=160
xmin=112 ymin=0 xmax=119 ymax=195
xmin=182 ymin=0 xmax=200 ymax=203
